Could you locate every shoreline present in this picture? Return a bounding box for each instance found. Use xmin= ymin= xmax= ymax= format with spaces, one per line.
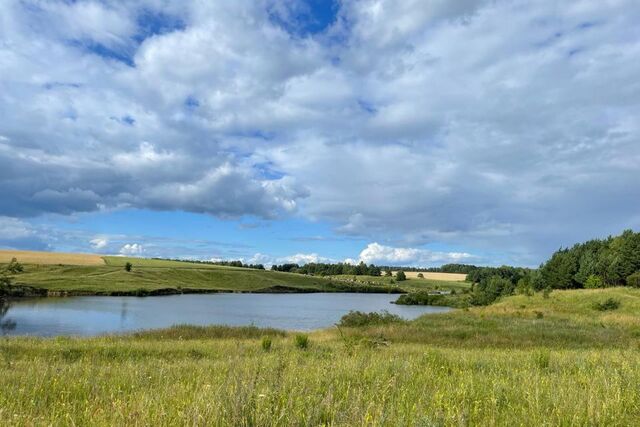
xmin=1 ymin=283 xmax=408 ymax=298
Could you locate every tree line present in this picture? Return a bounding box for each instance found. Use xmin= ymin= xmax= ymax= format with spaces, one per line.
xmin=271 ymin=262 xmax=382 ymax=277
xmin=538 ymin=229 xmax=640 ymax=289
xmin=152 ymin=258 xmax=265 ymax=270
xmin=376 ymin=263 xmax=480 ymax=274
xmin=466 ymin=229 xmax=640 ymax=305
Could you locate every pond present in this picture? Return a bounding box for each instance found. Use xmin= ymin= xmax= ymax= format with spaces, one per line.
xmin=0 ymin=293 xmax=450 ymax=336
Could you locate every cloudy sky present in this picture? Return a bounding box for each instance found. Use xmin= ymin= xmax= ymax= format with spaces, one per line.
xmin=1 ymin=0 xmax=639 ymax=267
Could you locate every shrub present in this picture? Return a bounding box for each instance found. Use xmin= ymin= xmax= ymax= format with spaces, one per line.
xmin=417 ymin=273 xmax=424 ymax=278
xmin=584 ymin=274 xmax=604 ymax=289
xmin=261 ymin=336 xmax=272 ymax=352
xmin=395 ymin=292 xmax=443 ymax=306
xmin=124 ymin=262 xmax=133 ymax=272
xmin=593 ymin=298 xmax=620 ymax=311
xmin=338 ymin=310 xmax=404 ymax=327
xmin=396 ymin=271 xmax=407 ymax=281
xmin=6 ymin=258 xmax=23 ymax=274
xmin=542 ymin=287 xmax=552 ymax=299
xmin=627 ymin=272 xmax=640 ymax=288
xmin=384 ymin=270 xmax=392 ymax=277
xmin=294 ymin=334 xmax=309 ymax=349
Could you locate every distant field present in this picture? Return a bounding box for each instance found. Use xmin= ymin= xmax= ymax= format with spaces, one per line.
xmin=3 ymin=254 xmax=398 ymax=295
xmin=392 ymin=271 xmax=467 ymax=281
xmin=0 ymin=249 xmax=105 ymax=266
xmin=1 ymin=250 xmax=468 ymax=296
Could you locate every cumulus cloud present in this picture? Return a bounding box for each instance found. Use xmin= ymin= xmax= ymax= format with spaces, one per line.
xmin=90 ymin=237 xmax=109 ymax=250
xmin=1 ymin=0 xmax=639 ymax=264
xmin=119 ymin=243 xmax=144 ymax=256
xmin=357 ymin=243 xmax=474 ymax=266
xmin=245 ymin=252 xmax=333 ymax=266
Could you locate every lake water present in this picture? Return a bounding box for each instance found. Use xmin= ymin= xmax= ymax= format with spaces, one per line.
xmin=0 ymin=293 xmax=450 ymax=336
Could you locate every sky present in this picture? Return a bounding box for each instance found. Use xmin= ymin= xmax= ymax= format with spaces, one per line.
xmin=1 ymin=0 xmax=639 ymax=267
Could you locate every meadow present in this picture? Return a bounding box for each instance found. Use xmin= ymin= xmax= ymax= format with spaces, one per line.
xmin=2 ymin=250 xmax=451 ymax=296
xmin=4 ymin=252 xmax=397 ymax=295
xmin=1 ymin=287 xmax=639 ymax=425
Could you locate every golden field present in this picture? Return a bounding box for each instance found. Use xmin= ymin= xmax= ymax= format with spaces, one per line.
xmin=0 ymin=249 xmax=105 ymax=266
xmin=393 ymin=271 xmax=467 ymax=281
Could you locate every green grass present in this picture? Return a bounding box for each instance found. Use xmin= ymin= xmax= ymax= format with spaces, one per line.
xmin=103 ymin=256 xmax=244 ymax=269
xmin=2 ymin=288 xmax=640 ymax=424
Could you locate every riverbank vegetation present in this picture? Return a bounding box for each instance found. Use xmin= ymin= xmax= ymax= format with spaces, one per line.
xmin=1 ymin=287 xmax=639 ymax=425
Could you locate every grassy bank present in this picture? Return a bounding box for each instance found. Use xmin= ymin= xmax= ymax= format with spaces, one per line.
xmin=1 ymin=288 xmax=639 ymax=425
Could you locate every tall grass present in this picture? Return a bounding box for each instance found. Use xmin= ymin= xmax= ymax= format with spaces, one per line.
xmin=0 ymin=336 xmax=638 ymax=425
xmin=2 ymin=288 xmax=640 ymax=425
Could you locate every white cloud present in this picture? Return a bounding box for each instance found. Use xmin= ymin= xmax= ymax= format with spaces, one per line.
xmin=0 ymin=0 xmax=639 ymax=264
xmin=278 ymin=253 xmax=328 ymax=265
xmin=358 ymin=243 xmax=474 ymax=266
xmin=243 ymin=252 xmax=334 ymax=266
xmin=90 ymin=237 xmax=109 ymax=250
xmin=119 ymin=243 xmax=144 ymax=256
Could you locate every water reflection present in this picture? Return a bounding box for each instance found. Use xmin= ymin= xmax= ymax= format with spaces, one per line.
xmin=0 ymin=299 xmax=16 ymax=333
xmin=1 ymin=293 xmax=451 ymax=337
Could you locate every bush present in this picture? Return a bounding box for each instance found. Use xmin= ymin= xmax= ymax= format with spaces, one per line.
xmin=627 ymin=272 xmax=640 ymax=288
xmin=584 ymin=274 xmax=604 ymax=289
xmin=124 ymin=262 xmax=133 ymax=272
xmin=417 ymin=273 xmax=424 ymax=278
xmin=384 ymin=270 xmax=392 ymax=277
xmin=542 ymin=287 xmax=552 ymax=299
xmin=395 ymin=292 xmax=443 ymax=306
xmin=5 ymin=258 xmax=23 ymax=274
xmin=593 ymin=298 xmax=620 ymax=311
xmin=338 ymin=310 xmax=404 ymax=327
xmin=261 ymin=336 xmax=272 ymax=352
xmin=396 ymin=271 xmax=406 ymax=281
xmin=294 ymin=334 xmax=309 ymax=349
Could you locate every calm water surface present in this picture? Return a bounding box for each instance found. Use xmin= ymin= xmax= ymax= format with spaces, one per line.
xmin=0 ymin=293 xmax=450 ymax=336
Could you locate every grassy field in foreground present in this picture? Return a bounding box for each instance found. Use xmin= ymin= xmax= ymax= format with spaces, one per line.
xmin=1 ymin=288 xmax=640 ymax=425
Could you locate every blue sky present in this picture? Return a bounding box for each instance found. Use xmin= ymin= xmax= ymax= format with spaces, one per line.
xmin=1 ymin=0 xmax=639 ymax=267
